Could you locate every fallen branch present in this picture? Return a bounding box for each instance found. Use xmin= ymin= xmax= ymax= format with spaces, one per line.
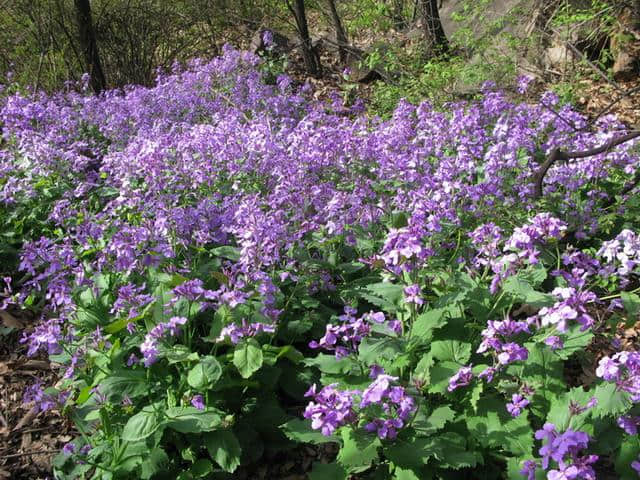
xmin=0 ymin=449 xmax=58 ymax=460
xmin=533 ymin=131 xmax=640 ymax=199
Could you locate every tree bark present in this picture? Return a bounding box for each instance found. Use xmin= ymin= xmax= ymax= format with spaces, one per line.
xmin=391 ymin=0 xmax=406 ymax=30
xmin=421 ymin=0 xmax=448 ymax=55
xmin=633 ymin=0 xmax=640 ymax=31
xmin=287 ymin=0 xmax=321 ymax=77
xmin=74 ymin=0 xmax=106 ymax=93
xmin=326 ymin=0 xmax=348 ymax=62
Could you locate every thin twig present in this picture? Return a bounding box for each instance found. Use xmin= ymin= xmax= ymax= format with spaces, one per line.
xmin=533 ymin=131 xmax=640 ymax=199
xmin=0 ymin=449 xmax=58 ymax=460
xmin=591 ymin=85 xmax=640 ymax=124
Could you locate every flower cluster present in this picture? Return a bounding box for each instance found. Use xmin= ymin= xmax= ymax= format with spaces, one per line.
xmin=303 ymin=383 xmax=359 ymax=436
xmin=304 ymin=372 xmax=416 ymax=440
xmin=139 ymin=316 xmax=188 ymax=366
xmin=360 ymin=373 xmax=416 ymax=440
xmin=598 ymin=229 xmax=640 ymax=285
xmin=538 ymin=287 xmax=596 ymax=332
xmin=596 ymin=350 xmax=640 ymax=402
xmin=309 ymin=307 xmax=397 ymax=358
xmin=522 ymin=424 xmax=597 ymax=480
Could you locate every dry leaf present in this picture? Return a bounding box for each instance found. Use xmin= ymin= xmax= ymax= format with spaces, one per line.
xmin=13 ymin=407 xmax=38 ymax=432
xmin=0 ymin=311 xmax=23 ymax=329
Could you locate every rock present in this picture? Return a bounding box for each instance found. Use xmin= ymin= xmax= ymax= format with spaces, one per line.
xmin=250 ymin=28 xmax=292 ymax=56
xmin=611 ymin=8 xmax=640 ymax=80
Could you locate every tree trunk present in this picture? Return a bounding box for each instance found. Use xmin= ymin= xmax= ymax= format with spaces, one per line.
xmin=633 ymin=0 xmax=640 ymax=31
xmin=74 ymin=0 xmax=106 ymax=93
xmin=421 ymin=0 xmax=448 ymax=55
xmin=391 ymin=0 xmax=406 ymax=30
xmin=326 ymin=0 xmax=348 ymax=62
xmin=288 ymin=0 xmax=321 ymax=77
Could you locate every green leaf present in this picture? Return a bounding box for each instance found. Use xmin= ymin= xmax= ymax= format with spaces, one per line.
xmin=502 ymin=274 xmax=554 ymax=308
xmin=547 ymin=387 xmax=595 ymax=431
xmin=413 ymin=405 xmax=456 ymax=436
xmin=165 ymin=407 xmax=222 ymax=433
xmin=409 ymin=307 xmax=451 ymax=342
xmin=233 ymin=339 xmax=263 ymax=378
xmin=384 ymin=437 xmax=436 ymax=469
xmin=358 ymin=337 xmax=404 ymax=365
xmin=393 ymin=467 xmax=421 ymax=480
xmin=593 ymin=382 xmax=632 ymax=419
xmin=304 ymin=354 xmax=355 ymax=374
xmin=280 ymin=418 xmax=338 ymax=444
xmin=100 ymin=370 xmax=148 ymax=403
xmin=426 ymin=361 xmax=460 ymax=394
xmin=515 ymin=342 xmax=566 ymax=418
xmin=165 ymin=344 xmax=200 ymax=364
xmin=187 ymin=356 xmax=223 ymax=389
xmin=337 ymin=427 xmax=380 ymax=469
xmin=553 ymin=325 xmax=593 ymax=360
xmin=309 ymin=462 xmax=347 ymax=480
xmin=621 ymin=292 xmax=640 ymax=326
xmin=210 ymin=246 xmax=241 ymax=261
xmin=205 ymin=429 xmax=242 ymax=473
xmin=616 ymin=436 xmax=640 ymax=479
xmin=122 ymin=407 xmax=162 ymax=442
xmin=140 ymin=447 xmax=170 ymax=480
xmin=466 ymin=397 xmax=534 ymax=457
xmin=430 ymin=340 xmax=471 ymax=364
xmin=190 ymin=459 xmax=213 ymax=477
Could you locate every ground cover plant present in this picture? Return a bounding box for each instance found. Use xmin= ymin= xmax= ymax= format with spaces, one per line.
xmin=2 ymin=43 xmax=640 ymax=479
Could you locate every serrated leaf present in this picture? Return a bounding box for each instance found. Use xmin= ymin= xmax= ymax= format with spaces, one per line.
xmin=205 ymin=429 xmax=242 ymax=473
xmin=393 ymin=467 xmax=421 ymax=480
xmin=502 ymin=274 xmax=554 ymax=308
xmin=553 ymin=325 xmax=594 ymax=360
xmin=430 ymin=340 xmax=471 ymax=364
xmin=358 ymin=336 xmax=404 ymax=365
xmin=413 ymin=405 xmax=456 ymax=436
xmin=547 ymin=386 xmax=595 ymax=431
xmin=410 ymin=307 xmax=454 ymax=342
xmin=466 ymin=397 xmax=533 ymax=457
xmin=190 ymin=458 xmax=213 ymax=477
xmin=426 ymin=361 xmax=460 ymax=394
xmin=337 ymin=427 xmax=380 ymax=469
xmin=593 ymin=382 xmax=632 ymax=419
xmin=211 ymin=246 xmax=241 ymax=261
xmin=304 ymin=354 xmax=355 ymax=374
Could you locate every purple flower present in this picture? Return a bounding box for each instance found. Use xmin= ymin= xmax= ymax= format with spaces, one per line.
xmin=191 ymin=394 xmax=205 ymax=411
xmin=497 ymin=343 xmax=528 ymax=365
xmin=361 ymin=374 xmax=397 ymax=407
xmin=369 ymin=364 xmax=384 ymax=379
xmin=448 ymin=365 xmax=473 ymax=392
xmin=617 ymin=415 xmax=640 ymax=435
xmin=62 ymin=442 xmax=76 ymax=455
xmin=506 ymin=393 xmax=529 ymax=417
xmin=544 ymin=336 xmax=564 ymax=350
xmin=520 ymin=460 xmax=537 ymax=480
xmin=304 ymin=383 xmax=358 ymax=436
xmin=403 ymin=284 xmax=423 ymax=305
